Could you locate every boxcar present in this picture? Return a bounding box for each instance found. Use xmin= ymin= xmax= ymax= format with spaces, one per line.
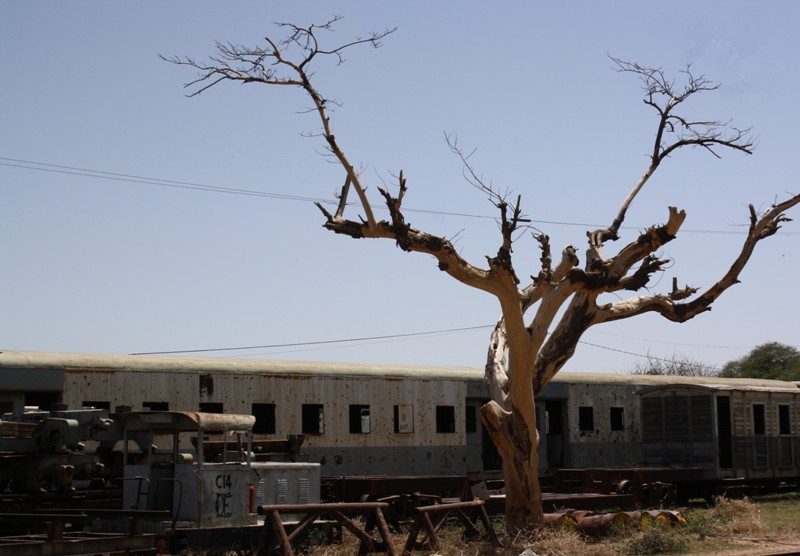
xmin=537 ymin=373 xmax=799 ymax=481
xmin=0 ymin=350 xmax=479 ymax=476
xmin=639 ymin=382 xmax=800 ymax=483
xmin=2 ymin=349 xmax=798 ymax=486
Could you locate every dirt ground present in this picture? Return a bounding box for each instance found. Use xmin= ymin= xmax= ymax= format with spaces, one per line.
xmin=712 ymin=538 xmax=800 ymax=555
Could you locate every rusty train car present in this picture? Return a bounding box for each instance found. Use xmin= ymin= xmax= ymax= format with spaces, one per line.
xmin=2 ymin=349 xmax=799 ymax=493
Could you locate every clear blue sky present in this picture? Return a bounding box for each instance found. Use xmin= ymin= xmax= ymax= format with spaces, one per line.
xmin=2 ymin=2 xmax=798 ymax=373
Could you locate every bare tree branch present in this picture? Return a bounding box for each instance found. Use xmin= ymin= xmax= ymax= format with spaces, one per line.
xmin=445 ymin=133 xmax=508 ymax=206
xmin=587 ymin=57 xmax=755 ymax=266
xmin=162 ymin=19 xmax=396 ymax=230
xmin=594 ymin=193 xmax=800 ymax=325
xmin=629 ymin=352 xmax=718 ymax=377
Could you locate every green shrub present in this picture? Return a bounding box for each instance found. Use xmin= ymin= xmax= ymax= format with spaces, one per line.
xmin=623 ymin=526 xmax=688 ymax=555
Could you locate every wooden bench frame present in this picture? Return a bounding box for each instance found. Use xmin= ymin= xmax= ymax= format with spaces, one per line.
xmin=402 ymin=499 xmax=500 ymax=554
xmin=257 ymin=502 xmax=397 ymax=556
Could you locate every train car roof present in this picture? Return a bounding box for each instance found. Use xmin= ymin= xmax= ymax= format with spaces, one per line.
xmin=638 ymin=382 xmax=800 ymax=395
xmin=549 ymin=371 xmax=799 ymax=390
xmin=1 ymin=350 xmax=797 ymax=391
xmin=0 ymin=349 xmax=482 ymax=380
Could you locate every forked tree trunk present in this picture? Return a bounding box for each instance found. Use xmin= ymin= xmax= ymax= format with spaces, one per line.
xmin=480 ymin=318 xmax=546 ymax=530
xmin=481 ymin=401 xmax=542 ymax=534
xmin=481 ymin=399 xmax=543 ymax=532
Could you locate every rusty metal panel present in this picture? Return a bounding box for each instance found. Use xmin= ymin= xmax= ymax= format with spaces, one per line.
xmin=778 ymin=436 xmax=794 ymax=468
xmin=664 ymin=394 xmax=689 ymax=443
xmin=213 ymin=373 xmax=469 ymax=451
xmin=122 ymin=411 xmax=255 ymax=432
xmin=564 ymin=381 xmax=641 ymax=442
xmin=86 ymin=364 xmax=470 ymax=474
xmin=305 ymin=444 xmax=467 ymax=475
xmin=174 ymin=463 xmax=255 ymax=527
xmin=691 ymin=395 xmax=714 ymax=440
xmin=641 ymin=397 xmax=662 ymax=443
xmin=61 ymin=370 xmax=196 ymax=411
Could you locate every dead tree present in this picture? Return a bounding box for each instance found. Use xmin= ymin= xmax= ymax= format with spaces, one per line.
xmin=628 ymin=353 xmax=718 ymax=377
xmin=164 ymin=20 xmax=800 ymax=532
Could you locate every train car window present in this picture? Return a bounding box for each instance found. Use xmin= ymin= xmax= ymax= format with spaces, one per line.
xmin=25 ymin=392 xmax=61 ymax=411
xmin=610 ymin=407 xmax=624 ymax=431
xmin=199 ymin=374 xmax=214 ymax=396
xmin=779 ymin=405 xmax=792 ymax=435
xmin=394 ymin=404 xmax=414 ymax=433
xmin=302 ymin=404 xmax=324 ymax=435
xmin=465 ymin=406 xmax=477 ymax=434
xmin=252 ymin=403 xmax=276 ymax=434
xmin=143 ymin=401 xmax=169 ymax=411
xmin=349 ymin=405 xmax=371 ymax=434
xmin=199 ymin=402 xmax=223 ymax=414
xmin=82 ymin=400 xmax=111 ymax=410
xmin=752 ymin=403 xmax=766 ymax=435
xmin=578 ymin=406 xmax=594 ymax=432
xmin=436 ymin=405 xmax=456 ymax=433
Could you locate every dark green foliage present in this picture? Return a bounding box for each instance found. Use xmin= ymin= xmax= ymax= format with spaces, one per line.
xmin=720 ymin=342 xmax=800 ymax=381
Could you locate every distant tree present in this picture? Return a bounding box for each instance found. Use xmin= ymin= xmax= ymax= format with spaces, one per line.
xmin=164 ymin=19 xmax=800 ymax=531
xmin=629 ymin=353 xmax=718 ymax=377
xmin=720 ymin=342 xmax=800 ymax=381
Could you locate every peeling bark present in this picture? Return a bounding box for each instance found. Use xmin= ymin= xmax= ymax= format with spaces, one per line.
xmin=484 ymin=319 xmax=509 ymax=410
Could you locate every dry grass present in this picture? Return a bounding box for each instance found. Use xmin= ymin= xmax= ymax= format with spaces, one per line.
xmin=755 ymin=492 xmax=800 ymax=539
xmin=509 ymin=527 xmax=619 ymax=556
xmin=205 ymin=494 xmax=800 ymax=555
xmin=284 ymin=515 xmax=618 ymax=556
xmin=705 ymin=495 xmax=764 ymax=536
xmin=292 ymin=515 xmax=626 ymax=555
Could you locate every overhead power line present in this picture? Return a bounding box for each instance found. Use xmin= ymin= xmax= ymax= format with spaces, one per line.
xmin=5 ymin=156 xmax=796 ymax=365
xmin=130 ymin=325 xmax=493 ymax=355
xmin=129 ymin=323 xmax=780 ymax=371
xmin=577 ymin=340 xmax=726 ymax=370
xmin=0 ymin=157 xmax=326 ymax=204
xmin=588 ymin=329 xmax=751 ymax=350
xmin=0 ymin=157 xmax=495 ymax=221
xmin=4 ymin=156 xmax=796 ymax=235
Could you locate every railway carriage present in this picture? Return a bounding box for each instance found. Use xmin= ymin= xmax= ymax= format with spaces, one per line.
xmin=2 ymin=349 xmax=798 ymax=490
xmin=639 ymin=381 xmax=800 ymax=482
xmin=535 ymin=373 xmax=800 ymax=485
xmin=0 ymin=350 xmax=478 ymax=476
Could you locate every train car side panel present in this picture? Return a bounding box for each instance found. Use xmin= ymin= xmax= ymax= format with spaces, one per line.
xmin=55 ymin=361 xmax=470 ymax=477
xmin=555 ymin=380 xmax=643 ymax=469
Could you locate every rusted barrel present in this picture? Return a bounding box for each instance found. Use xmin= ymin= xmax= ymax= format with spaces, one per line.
xmin=641 ymin=509 xmax=687 ymax=528
xmin=543 ymin=513 xmax=578 ymax=529
xmin=574 ymin=512 xmax=633 ymax=536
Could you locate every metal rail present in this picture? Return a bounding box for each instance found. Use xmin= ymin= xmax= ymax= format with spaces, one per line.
xmin=0 ymin=510 xmax=169 ymax=556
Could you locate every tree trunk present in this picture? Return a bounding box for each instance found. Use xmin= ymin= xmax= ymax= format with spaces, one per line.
xmin=481 ymin=399 xmax=543 ymax=533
